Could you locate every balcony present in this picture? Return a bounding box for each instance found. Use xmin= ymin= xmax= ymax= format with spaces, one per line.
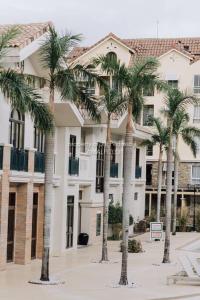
xmin=110 ymin=162 xmax=118 ymax=178
xmin=0 ymin=146 xmax=3 ymax=169
xmin=10 ymin=148 xmax=28 ymax=171
xmin=135 ymin=166 xmax=142 ymax=179
xmin=34 ymin=151 xmax=45 ymax=173
xmin=68 ymin=157 xmax=79 ymax=176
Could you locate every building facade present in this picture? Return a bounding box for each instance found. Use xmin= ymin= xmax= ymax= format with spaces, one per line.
xmin=0 ymin=23 xmax=150 ymax=269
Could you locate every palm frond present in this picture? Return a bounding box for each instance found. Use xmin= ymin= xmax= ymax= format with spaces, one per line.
xmin=182 ymin=132 xmax=198 ymax=157
xmin=0 ymin=27 xmax=19 ymax=61
xmin=0 ymin=69 xmax=53 ymax=132
xmin=40 ymin=26 xmax=81 ymax=73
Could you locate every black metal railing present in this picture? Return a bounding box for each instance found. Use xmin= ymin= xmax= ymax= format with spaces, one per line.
xmin=0 ymin=146 xmax=3 ymax=169
xmin=68 ymin=157 xmax=79 ymax=176
xmin=135 ymin=166 xmax=142 ymax=179
xmin=10 ymin=148 xmax=28 ymax=171
xmin=110 ymin=162 xmax=118 ymax=178
xmin=34 ymin=151 xmax=45 ymax=173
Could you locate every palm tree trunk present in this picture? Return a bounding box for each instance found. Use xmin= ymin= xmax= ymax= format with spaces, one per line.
xmin=101 ymin=116 xmax=111 ymax=262
xmin=157 ymin=147 xmax=163 ymax=222
xmin=40 ymin=87 xmax=55 ymax=281
xmin=162 ymin=123 xmax=173 ymax=264
xmin=119 ymin=103 xmax=133 ymax=285
xmin=172 ymin=137 xmax=179 ymax=235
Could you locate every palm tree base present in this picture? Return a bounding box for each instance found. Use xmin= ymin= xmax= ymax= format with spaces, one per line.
xmin=29 ymin=279 xmax=65 ymax=285
xmin=162 ymin=258 xmax=170 ymax=263
xmin=172 ymin=232 xmax=176 ymax=236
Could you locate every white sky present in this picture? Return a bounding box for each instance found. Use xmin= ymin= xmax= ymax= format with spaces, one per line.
xmin=1 ymin=0 xmax=200 ymax=45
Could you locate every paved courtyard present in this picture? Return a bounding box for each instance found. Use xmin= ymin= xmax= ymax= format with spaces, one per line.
xmin=1 ymin=232 xmax=200 ymax=300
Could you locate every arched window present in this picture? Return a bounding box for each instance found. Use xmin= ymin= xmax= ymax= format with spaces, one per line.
xmin=106 ymin=51 xmax=117 ymax=61
xmin=9 ymin=109 xmax=25 ymax=149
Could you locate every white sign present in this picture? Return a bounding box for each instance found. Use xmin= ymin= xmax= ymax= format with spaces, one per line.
xmin=150 ymin=222 xmax=163 ymax=241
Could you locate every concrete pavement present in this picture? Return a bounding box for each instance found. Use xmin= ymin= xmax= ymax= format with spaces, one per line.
xmin=1 ymin=232 xmax=200 ymax=300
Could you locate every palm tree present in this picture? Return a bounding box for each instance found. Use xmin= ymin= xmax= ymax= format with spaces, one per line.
xmin=162 ymin=89 xmax=198 ymax=263
xmin=94 ymin=55 xmax=164 ymax=284
xmin=141 ymin=117 xmax=169 ymax=222
xmin=119 ymin=58 xmax=165 ymax=285
xmin=98 ymin=88 xmax=126 ymax=262
xmin=93 ymin=54 xmax=127 ymax=262
xmin=39 ymin=26 xmax=101 ymax=281
xmin=0 ymin=28 xmax=53 ymax=132
xmin=172 ymin=109 xmax=200 ymax=235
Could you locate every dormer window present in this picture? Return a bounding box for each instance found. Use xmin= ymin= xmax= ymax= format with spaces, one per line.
xmin=106 ymin=51 xmax=117 ymax=61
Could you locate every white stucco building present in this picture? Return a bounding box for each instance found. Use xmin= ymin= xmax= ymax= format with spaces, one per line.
xmin=0 ymin=22 xmax=151 ymax=269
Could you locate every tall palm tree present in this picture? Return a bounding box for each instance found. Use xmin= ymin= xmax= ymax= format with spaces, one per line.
xmin=172 ymin=110 xmax=200 ymax=235
xmin=119 ymin=58 xmax=165 ymax=285
xmin=162 ymin=89 xmax=197 ymax=263
xmin=98 ymin=88 xmax=126 ymax=262
xmin=0 ymin=28 xmax=53 ymax=132
xmin=141 ymin=117 xmax=169 ymax=222
xmin=93 ymin=54 xmax=127 ymax=262
xmin=39 ymin=26 xmax=101 ymax=281
xmin=94 ymin=55 xmax=164 ymax=284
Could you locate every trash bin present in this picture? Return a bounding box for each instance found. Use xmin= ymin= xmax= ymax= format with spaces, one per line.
xmin=78 ymin=233 xmax=89 ymax=245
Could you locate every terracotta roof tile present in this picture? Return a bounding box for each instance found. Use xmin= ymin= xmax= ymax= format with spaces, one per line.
xmin=68 ymin=35 xmax=200 ymax=64
xmin=0 ymin=22 xmax=51 ymax=49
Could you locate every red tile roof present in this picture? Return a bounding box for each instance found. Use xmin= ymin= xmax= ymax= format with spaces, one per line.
xmin=0 ymin=22 xmax=51 ymax=49
xmin=68 ymin=34 xmax=200 ymax=64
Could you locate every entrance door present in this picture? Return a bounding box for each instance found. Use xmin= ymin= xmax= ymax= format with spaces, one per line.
xmin=66 ymin=196 xmax=74 ymax=248
xmin=31 ymin=193 xmax=38 ymax=259
xmin=7 ymin=193 xmax=16 ymax=262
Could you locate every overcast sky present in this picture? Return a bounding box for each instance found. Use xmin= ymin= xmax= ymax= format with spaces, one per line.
xmin=1 ymin=0 xmax=200 ymax=45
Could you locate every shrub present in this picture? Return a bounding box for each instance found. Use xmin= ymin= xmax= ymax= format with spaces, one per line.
xmin=108 ymin=202 xmax=122 ymax=225
xmin=120 ymin=239 xmax=143 ymax=253
xmin=108 ymin=202 xmax=133 ymax=226
xmin=134 ymin=220 xmax=147 ymax=233
xmin=178 ymin=209 xmax=189 ymax=232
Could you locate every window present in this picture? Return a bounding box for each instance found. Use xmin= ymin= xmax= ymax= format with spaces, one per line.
xmin=146 ymin=164 xmax=152 ymax=185
xmin=193 ymin=105 xmax=200 ymax=123
xmin=168 ymin=80 xmax=178 ymax=89
xmin=81 ymin=129 xmax=86 ymax=153
xmin=96 ymin=213 xmax=101 ymax=236
xmin=143 ymin=105 xmax=154 ymax=126
xmin=143 ymin=85 xmax=154 ymax=96
xmin=106 ymin=51 xmax=117 ymax=61
xmin=146 ymin=144 xmax=153 ymax=156
xmin=69 ymin=135 xmax=76 ymax=158
xmin=96 ymin=143 xmax=105 ymax=193
xmin=109 ymin=194 xmax=113 ymax=202
xmin=111 ymin=143 xmax=116 ymax=163
xmin=134 ymin=192 xmax=138 ymax=200
xmin=192 ymin=165 xmax=200 ymax=184
xmin=136 ymin=148 xmax=140 ymax=167
xmin=79 ymin=190 xmax=83 ymax=200
xmin=194 ymin=75 xmax=200 ymax=94
xmin=9 ymin=109 xmax=25 ymax=149
xmin=34 ymin=127 xmax=45 ymax=152
xmin=194 ymin=137 xmax=200 ymax=154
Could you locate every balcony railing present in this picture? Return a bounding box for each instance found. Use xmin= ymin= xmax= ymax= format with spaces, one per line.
xmin=135 ymin=166 xmax=142 ymax=179
xmin=110 ymin=162 xmax=119 ymax=178
xmin=68 ymin=157 xmax=79 ymax=176
xmin=0 ymin=146 xmax=3 ymax=169
xmin=10 ymin=148 xmax=28 ymax=171
xmin=34 ymin=151 xmax=45 ymax=173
